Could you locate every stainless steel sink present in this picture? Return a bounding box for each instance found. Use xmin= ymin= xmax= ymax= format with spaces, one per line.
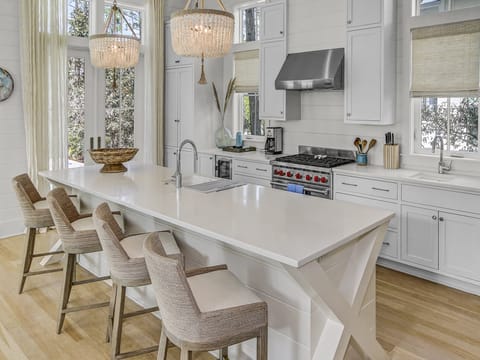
xmin=410 ymin=173 xmax=453 ymax=183
xmin=185 ymin=179 xmax=246 ymax=193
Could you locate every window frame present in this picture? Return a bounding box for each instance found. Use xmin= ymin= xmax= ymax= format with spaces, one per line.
xmin=234 ymin=92 xmax=265 ymax=143
xmin=233 ymin=0 xmax=264 ymax=45
xmin=409 ymin=1 xmax=480 ymax=158
xmin=66 ymin=0 xmax=145 ymax=165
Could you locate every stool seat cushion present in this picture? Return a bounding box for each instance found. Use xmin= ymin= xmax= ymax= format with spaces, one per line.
xmin=33 ymin=199 xmax=49 ymax=210
xmin=72 ymin=214 xmax=122 ymax=232
xmin=122 ymin=231 xmax=180 ymax=259
xmin=188 ymin=270 xmax=262 ymax=313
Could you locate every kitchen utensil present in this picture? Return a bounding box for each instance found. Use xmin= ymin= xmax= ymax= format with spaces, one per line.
xmin=361 ymin=139 xmax=368 ymax=153
xmin=366 ymin=139 xmax=377 ymax=153
xmin=354 ymin=138 xmax=361 ymax=152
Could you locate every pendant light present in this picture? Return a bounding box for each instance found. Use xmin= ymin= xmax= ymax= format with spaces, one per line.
xmin=171 ymin=0 xmax=234 ymax=84
xmin=89 ymin=0 xmax=140 ymax=69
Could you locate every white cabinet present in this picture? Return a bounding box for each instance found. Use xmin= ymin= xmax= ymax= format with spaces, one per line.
xmin=232 ymin=159 xmax=272 ymax=187
xmin=165 ymin=23 xmax=193 ymax=68
xmin=198 ymin=153 xmax=215 ymax=178
xmin=346 ymin=0 xmax=382 ymax=28
xmin=164 ymin=146 xmax=195 ymax=176
xmin=164 ymin=146 xmax=177 ymax=169
xmin=439 ymin=212 xmax=480 ymax=281
xmin=165 ymin=67 xmax=194 ymax=148
xmin=401 ymin=205 xmax=439 ymax=270
xmin=261 ymin=2 xmax=285 ymax=41
xmin=344 ymin=0 xmax=395 ymax=125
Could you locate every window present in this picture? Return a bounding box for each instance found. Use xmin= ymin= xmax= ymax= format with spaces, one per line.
xmin=416 ymin=0 xmax=480 ymax=16
xmin=66 ymin=0 xmax=144 ymax=168
xmin=239 ymin=93 xmax=264 ymax=137
xmin=417 ymin=97 xmax=478 ymax=153
xmin=235 ymin=2 xmax=263 ymax=44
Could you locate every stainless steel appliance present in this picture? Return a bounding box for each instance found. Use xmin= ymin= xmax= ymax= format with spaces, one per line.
xmin=265 ymin=127 xmax=283 ymax=155
xmin=271 ymin=146 xmax=355 ymax=199
xmin=215 ymin=155 xmax=232 ymax=179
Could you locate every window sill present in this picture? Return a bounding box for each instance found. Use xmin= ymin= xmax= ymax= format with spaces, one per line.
xmin=232 ymin=41 xmax=260 ymax=53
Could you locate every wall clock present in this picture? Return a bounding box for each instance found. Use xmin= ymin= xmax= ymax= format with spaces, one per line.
xmin=0 ymin=67 xmax=14 ymax=102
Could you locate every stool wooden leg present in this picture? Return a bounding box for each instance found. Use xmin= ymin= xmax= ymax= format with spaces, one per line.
xmin=112 ymin=285 xmax=126 ymax=359
xmin=18 ymin=227 xmax=36 ymax=294
xmin=256 ymin=326 xmax=267 ymax=360
xmin=220 ymin=347 xmax=229 ymax=360
xmin=180 ymin=348 xmax=192 ymax=360
xmin=106 ymin=282 xmax=117 ymax=343
xmin=158 ymin=328 xmax=168 ymax=360
xmin=56 ymin=253 xmax=75 ymax=334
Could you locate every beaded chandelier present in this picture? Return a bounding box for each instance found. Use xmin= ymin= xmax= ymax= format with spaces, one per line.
xmin=89 ymin=0 xmax=140 ymax=69
xmin=171 ymin=0 xmax=234 ymax=84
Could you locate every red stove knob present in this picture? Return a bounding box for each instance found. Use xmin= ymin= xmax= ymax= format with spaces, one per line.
xmin=320 ymin=177 xmax=328 ymax=183
xmin=305 ymin=175 xmax=312 ymax=181
xmin=274 ymin=169 xmax=280 ymax=175
xmin=313 ymin=176 xmax=320 ymax=182
xmin=278 ymin=170 xmax=285 ymax=176
xmin=295 ymin=173 xmax=302 ymax=179
xmin=287 ymin=171 xmax=293 ymax=177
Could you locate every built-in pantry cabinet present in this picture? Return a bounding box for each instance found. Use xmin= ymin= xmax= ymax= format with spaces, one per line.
xmin=259 ymin=0 xmax=300 ymax=121
xmin=344 ymin=0 xmax=396 ymax=125
xmin=334 ymin=172 xmax=480 ymax=295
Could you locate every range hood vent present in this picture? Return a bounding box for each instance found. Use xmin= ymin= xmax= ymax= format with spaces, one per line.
xmin=275 ymin=48 xmax=344 ymax=90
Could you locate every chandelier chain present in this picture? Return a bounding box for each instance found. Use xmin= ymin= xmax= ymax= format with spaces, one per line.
xmin=102 ymin=0 xmax=139 ymax=38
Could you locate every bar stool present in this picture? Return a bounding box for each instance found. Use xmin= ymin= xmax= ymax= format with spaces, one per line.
xmin=47 ymin=187 xmax=122 ymax=334
xmin=93 ymin=202 xmax=182 ymax=359
xmin=12 ymin=174 xmax=64 ymax=294
xmin=143 ymin=232 xmax=268 ymax=360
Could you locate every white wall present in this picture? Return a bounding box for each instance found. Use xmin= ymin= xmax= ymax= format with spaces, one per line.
xmin=0 ymin=0 xmax=27 ymax=237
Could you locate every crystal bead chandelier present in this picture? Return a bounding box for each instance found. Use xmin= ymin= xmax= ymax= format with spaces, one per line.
xmin=89 ymin=0 xmax=140 ymax=69
xmin=171 ymin=0 xmax=234 ymax=84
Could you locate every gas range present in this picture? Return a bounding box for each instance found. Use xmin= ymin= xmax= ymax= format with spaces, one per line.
xmin=270 ymin=146 xmax=355 ymax=199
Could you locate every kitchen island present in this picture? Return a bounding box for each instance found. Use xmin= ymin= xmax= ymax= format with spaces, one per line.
xmin=40 ymin=163 xmax=393 ymax=360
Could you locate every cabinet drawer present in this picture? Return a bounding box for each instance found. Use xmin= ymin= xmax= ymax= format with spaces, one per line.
xmin=335 ymin=192 xmax=399 ymax=230
xmin=334 ymin=175 xmax=398 ymax=200
xmin=232 ymin=174 xmax=271 ymax=187
xmin=402 ymin=184 xmax=480 ymax=215
xmin=380 ymin=230 xmax=398 ymax=259
xmin=233 ymin=160 xmax=272 ymax=180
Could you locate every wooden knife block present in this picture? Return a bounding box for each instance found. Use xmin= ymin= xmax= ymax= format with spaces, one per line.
xmin=383 ymin=144 xmax=400 ymax=169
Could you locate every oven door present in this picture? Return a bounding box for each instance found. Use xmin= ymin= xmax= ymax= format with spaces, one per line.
xmin=271 ymin=181 xmax=331 ymax=199
xmin=215 ymin=156 xmax=232 ymax=179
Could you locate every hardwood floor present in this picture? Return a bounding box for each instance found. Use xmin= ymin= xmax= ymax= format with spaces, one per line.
xmin=0 ymin=231 xmax=479 ymax=359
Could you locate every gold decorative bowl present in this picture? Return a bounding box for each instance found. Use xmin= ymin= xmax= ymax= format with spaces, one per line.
xmin=88 ymin=148 xmax=138 ymax=173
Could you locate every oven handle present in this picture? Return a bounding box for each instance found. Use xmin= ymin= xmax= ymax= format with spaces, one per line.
xmin=270 ymin=181 xmax=330 ymax=197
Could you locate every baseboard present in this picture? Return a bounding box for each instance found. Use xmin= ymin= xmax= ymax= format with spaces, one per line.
xmin=377 ymin=258 xmax=480 ymax=296
xmin=0 ymin=218 xmax=24 ymax=239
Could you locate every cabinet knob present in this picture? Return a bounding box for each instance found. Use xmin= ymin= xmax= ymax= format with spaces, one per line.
xmin=209 ymin=157 xmax=213 ymax=160
xmin=439 ymin=217 xmax=444 ymax=222
xmin=347 ymin=113 xmax=351 ymax=117
xmin=347 ymin=20 xmax=352 ymax=24
xmin=432 ymin=215 xmax=437 ymax=220
xmin=280 ymin=111 xmax=284 ymax=115
xmin=280 ymin=31 xmax=284 ymax=34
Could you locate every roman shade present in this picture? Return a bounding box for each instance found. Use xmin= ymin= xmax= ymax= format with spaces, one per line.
xmin=411 ymin=19 xmax=480 ymax=97
xmin=234 ymin=49 xmax=259 ymax=92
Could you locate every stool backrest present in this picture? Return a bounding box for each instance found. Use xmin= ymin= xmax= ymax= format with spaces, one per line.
xmin=93 ymin=203 xmax=130 ymax=277
xmin=143 ymin=233 xmax=202 ymax=340
xmin=12 ymin=173 xmax=52 ymax=228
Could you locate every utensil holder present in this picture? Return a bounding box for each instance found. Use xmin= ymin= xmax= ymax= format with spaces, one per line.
xmin=383 ymin=144 xmax=400 ymax=169
xmin=356 ymin=153 xmax=368 ymax=166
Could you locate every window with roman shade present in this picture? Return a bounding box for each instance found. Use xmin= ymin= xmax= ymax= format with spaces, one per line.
xmin=411 ymin=19 xmax=480 ymax=97
xmin=234 ymin=49 xmax=259 ymax=93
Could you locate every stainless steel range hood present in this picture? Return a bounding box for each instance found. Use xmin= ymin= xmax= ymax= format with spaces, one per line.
xmin=275 ymin=48 xmax=344 ymax=90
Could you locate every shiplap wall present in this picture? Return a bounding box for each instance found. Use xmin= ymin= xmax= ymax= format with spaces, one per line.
xmin=0 ymin=0 xmax=27 ymax=237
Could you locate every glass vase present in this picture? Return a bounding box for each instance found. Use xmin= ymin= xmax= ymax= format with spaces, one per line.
xmin=215 ymin=115 xmax=233 ymax=148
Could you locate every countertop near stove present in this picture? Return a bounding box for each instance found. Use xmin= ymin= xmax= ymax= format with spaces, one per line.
xmin=199 ymin=148 xmax=282 ymax=164
xmin=40 ymin=163 xmax=393 ymax=268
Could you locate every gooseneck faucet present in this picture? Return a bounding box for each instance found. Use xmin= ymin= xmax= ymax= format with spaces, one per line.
xmin=431 ymin=135 xmax=452 ymax=174
xmin=175 ymin=139 xmax=199 ymax=188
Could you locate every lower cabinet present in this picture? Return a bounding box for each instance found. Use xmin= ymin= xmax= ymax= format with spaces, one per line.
xmin=232 ymin=159 xmax=272 ymax=187
xmin=164 ymin=146 xmax=194 ymax=176
xmin=197 ymin=153 xmax=215 ymax=178
xmin=401 ymin=205 xmax=439 ymax=270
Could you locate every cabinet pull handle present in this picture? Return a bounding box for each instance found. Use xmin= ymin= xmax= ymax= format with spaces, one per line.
xmin=347 ymin=20 xmax=352 ymax=24
xmin=346 ymin=113 xmax=351 ymax=117
xmin=238 ymin=165 xmax=248 ymax=169
xmin=341 ymin=182 xmax=358 ymax=187
xmin=175 ymin=60 xmax=180 ymax=63
xmin=439 ymin=217 xmax=444 ymax=222
xmin=372 ymin=187 xmax=390 ymax=192
xmin=174 ymin=119 xmax=180 ymax=123
xmin=432 ymin=215 xmax=437 ymax=221
xmin=382 ymin=242 xmax=390 ymax=246
xmin=209 ymin=157 xmax=213 ymax=160
xmin=256 ymin=168 xmax=268 ymax=172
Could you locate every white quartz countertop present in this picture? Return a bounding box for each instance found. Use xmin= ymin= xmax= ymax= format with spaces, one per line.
xmin=199 ymin=148 xmax=280 ymax=164
xmin=40 ymin=163 xmax=393 ymax=268
xmin=334 ymin=163 xmax=480 ymax=193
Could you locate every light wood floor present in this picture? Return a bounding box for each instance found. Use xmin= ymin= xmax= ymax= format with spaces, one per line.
xmin=0 ymin=232 xmax=479 ymax=360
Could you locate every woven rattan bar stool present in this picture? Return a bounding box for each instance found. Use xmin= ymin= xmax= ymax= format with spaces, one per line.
xmin=12 ymin=174 xmax=65 ymax=294
xmin=93 ymin=202 xmax=182 ymax=360
xmin=47 ymin=187 xmax=123 ymax=334
xmin=144 ymin=233 xmax=268 ymax=360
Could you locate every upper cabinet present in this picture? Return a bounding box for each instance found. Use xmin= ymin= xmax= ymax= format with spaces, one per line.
xmin=260 ymin=2 xmax=285 ymax=41
xmin=346 ymin=0 xmax=382 ymax=28
xmin=259 ymin=0 xmax=300 ymax=121
xmin=165 ymin=22 xmax=193 ymax=68
xmin=344 ymin=0 xmax=396 ymax=125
